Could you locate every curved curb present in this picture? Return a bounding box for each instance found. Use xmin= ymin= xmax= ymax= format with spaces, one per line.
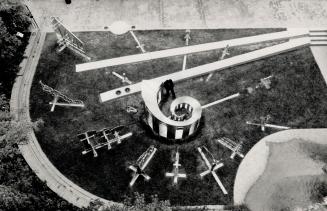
xmin=233 ymin=128 xmax=327 ymax=205
xmin=10 ymin=30 xmax=121 ymax=209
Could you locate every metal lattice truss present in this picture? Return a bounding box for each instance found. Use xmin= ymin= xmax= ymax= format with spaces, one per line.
xmin=39 ymin=80 xmax=84 ymax=112
xmin=50 ymin=17 xmax=91 ymax=61
xmin=216 ymin=137 xmax=244 ymax=159
xmin=128 ymin=145 xmax=157 ymax=187
xmin=77 ymin=126 xmax=132 ymax=157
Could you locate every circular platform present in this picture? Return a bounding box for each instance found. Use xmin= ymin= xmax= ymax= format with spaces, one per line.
xmin=109 ymin=21 xmax=131 ymax=35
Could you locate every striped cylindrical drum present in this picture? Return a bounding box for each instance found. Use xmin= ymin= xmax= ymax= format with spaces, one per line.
xmin=142 ymin=80 xmax=202 ymax=141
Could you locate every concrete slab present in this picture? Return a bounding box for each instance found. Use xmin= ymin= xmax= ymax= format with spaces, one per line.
xmin=310 ymin=46 xmax=327 ymax=85
xmin=24 ymin=0 xmax=327 ymax=32
xmin=163 ymin=0 xmax=205 ymax=28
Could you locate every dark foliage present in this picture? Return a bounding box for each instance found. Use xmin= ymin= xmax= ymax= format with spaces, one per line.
xmin=0 ymin=95 xmax=81 ymax=210
xmin=0 ymin=1 xmax=31 ymax=97
xmin=0 ymin=2 xmax=84 ymax=211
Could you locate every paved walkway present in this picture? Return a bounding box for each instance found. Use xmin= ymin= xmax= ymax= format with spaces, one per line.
xmin=25 ymin=0 xmax=327 ymax=32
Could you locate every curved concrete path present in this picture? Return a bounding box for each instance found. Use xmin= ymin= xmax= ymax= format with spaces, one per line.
xmin=10 ymin=30 xmax=120 ymax=209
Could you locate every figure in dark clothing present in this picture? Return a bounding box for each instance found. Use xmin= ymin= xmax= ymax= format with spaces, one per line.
xmin=163 ymin=79 xmax=176 ymax=99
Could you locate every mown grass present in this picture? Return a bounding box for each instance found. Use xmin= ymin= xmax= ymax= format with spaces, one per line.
xmin=30 ymin=29 xmax=327 ymax=206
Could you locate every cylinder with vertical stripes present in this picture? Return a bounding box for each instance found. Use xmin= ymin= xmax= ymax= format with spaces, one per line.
xmin=141 ymin=80 xmax=202 ymax=141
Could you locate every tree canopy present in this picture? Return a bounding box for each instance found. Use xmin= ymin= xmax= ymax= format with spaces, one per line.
xmin=0 ymin=0 xmax=31 ymax=97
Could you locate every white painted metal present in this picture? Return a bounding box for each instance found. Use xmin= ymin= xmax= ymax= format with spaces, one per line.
xmin=216 ymin=138 xmax=244 ymax=159
xmin=202 ymin=93 xmax=240 ymax=109
xmin=246 ymin=121 xmax=290 ymax=131
xmin=76 ymin=29 xmax=308 ymax=72
xmin=129 ymin=146 xmax=157 ymax=187
xmin=165 ymin=151 xmax=187 ymax=184
xmin=206 ymin=44 xmax=230 ymax=81
xmin=130 ymin=30 xmax=146 ymax=53
xmin=197 ymin=147 xmax=227 ymax=194
xmin=112 ymin=71 xmax=132 ymax=84
xmin=100 ymin=37 xmax=310 ymax=103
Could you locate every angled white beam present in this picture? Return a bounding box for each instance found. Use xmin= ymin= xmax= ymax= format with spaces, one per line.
xmin=76 ymin=29 xmax=308 ymax=72
xmin=49 ymin=102 xmax=85 ymax=107
xmin=100 ymin=37 xmax=310 ymax=103
xmin=201 ymin=93 xmax=240 ymax=109
xmin=182 ymin=30 xmax=191 ymax=71
xmin=182 ymin=55 xmax=187 ymax=71
xmin=246 ymin=121 xmax=290 ymax=130
xmin=212 ymin=171 xmax=228 ymax=195
xmin=112 ymin=71 xmax=132 ymax=84
xmin=205 ymin=44 xmax=230 ymax=81
xmin=129 ymin=30 xmax=146 ymax=53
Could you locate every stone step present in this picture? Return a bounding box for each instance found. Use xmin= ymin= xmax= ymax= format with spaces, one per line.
xmin=310 ymin=37 xmax=327 ymax=41
xmin=311 ymin=41 xmax=327 ymax=46
xmin=310 ymin=31 xmax=327 ymax=37
xmin=309 ymin=28 xmax=327 ymax=33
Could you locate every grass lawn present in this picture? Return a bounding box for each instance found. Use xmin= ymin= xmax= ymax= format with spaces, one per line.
xmin=30 ymin=29 xmax=327 ymax=206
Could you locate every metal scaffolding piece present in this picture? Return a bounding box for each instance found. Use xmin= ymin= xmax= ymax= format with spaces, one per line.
xmin=197 ymin=146 xmax=228 ymax=194
xmin=50 ymin=17 xmax=91 ymax=61
xmin=128 ymin=145 xmax=157 ymax=187
xmin=216 ymin=137 xmax=244 ymax=159
xmin=39 ymin=80 xmax=84 ymax=112
xmin=165 ymin=151 xmax=187 ymax=185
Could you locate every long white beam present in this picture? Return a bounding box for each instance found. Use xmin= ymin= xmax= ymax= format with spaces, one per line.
xmin=100 ymin=37 xmax=310 ymax=103
xmin=76 ymin=29 xmax=308 ymax=72
xmin=201 ymin=93 xmax=240 ymax=109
